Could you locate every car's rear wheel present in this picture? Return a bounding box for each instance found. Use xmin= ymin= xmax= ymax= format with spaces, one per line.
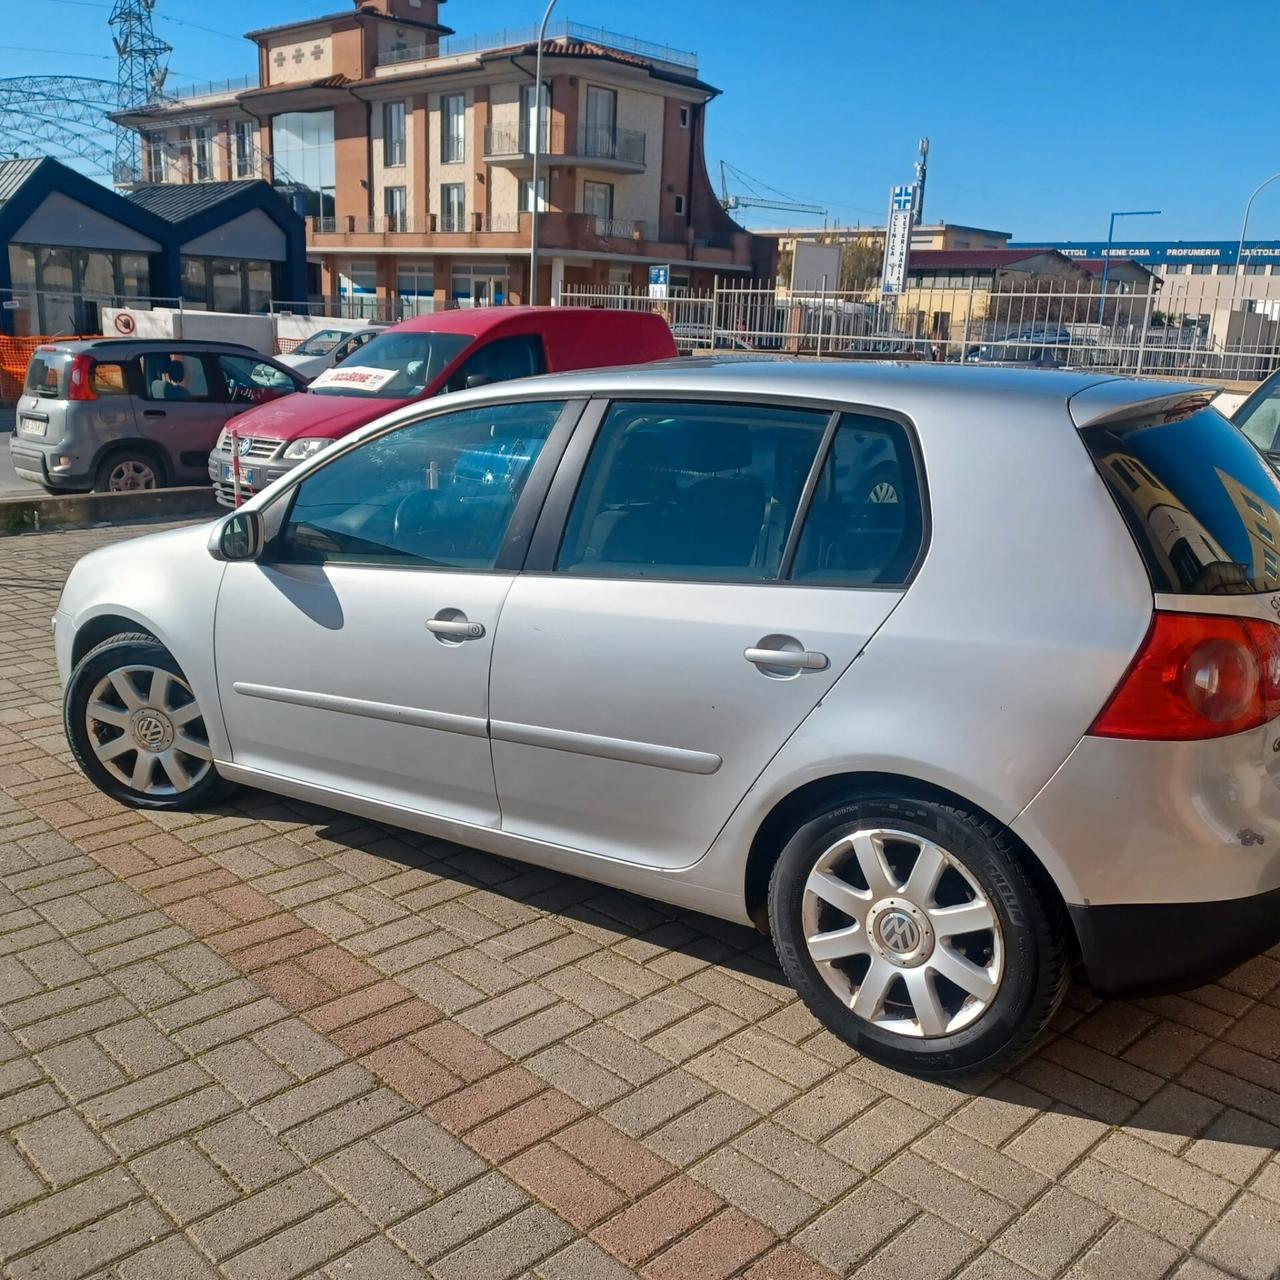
xmin=64 ymin=634 xmax=233 ymax=810
xmin=768 ymin=794 xmax=1067 ymax=1077
xmin=95 ymin=450 xmax=164 ymax=493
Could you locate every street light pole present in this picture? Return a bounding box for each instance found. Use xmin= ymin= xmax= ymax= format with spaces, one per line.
xmin=1097 ymin=209 xmax=1161 ymax=324
xmin=528 ymin=0 xmax=557 ymax=306
xmin=1235 ymin=172 xmax=1280 ymax=303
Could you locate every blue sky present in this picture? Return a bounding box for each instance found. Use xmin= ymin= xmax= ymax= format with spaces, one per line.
xmin=6 ymin=0 xmax=1280 ymax=241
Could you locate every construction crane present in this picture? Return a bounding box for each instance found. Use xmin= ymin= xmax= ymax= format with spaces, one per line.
xmin=718 ymin=161 xmax=827 ymax=220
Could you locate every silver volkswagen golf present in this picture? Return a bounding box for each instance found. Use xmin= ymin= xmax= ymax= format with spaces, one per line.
xmin=53 ymin=361 xmax=1280 ymax=1076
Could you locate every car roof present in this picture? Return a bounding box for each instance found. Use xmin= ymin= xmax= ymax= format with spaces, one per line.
xmin=39 ymin=338 xmax=265 ymax=355
xmin=447 ymin=356 xmax=1212 ymax=422
xmin=387 ymin=305 xmax=655 ymax=338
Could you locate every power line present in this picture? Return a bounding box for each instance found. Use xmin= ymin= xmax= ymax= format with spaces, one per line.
xmin=0 ymin=44 xmax=112 ymax=58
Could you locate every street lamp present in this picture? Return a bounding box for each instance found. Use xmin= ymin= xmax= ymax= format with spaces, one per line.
xmin=1097 ymin=209 xmax=1161 ymax=323
xmin=528 ymin=0 xmax=557 ymax=306
xmin=1235 ymin=172 xmax=1280 ymax=297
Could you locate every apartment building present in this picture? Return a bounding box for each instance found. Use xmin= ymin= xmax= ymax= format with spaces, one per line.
xmin=114 ymin=0 xmax=771 ymax=314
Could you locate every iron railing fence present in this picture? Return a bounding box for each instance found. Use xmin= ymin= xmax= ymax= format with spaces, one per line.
xmin=557 ymin=278 xmax=1280 ymax=380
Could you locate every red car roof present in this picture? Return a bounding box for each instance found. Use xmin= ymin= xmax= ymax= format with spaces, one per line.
xmin=388 ymin=305 xmax=615 ymax=337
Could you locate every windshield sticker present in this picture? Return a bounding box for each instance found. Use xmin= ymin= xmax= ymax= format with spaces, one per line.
xmin=309 ymin=365 xmax=397 ymax=392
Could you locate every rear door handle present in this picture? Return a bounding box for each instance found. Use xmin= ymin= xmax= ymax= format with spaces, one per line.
xmin=143 ymin=409 xmax=166 ymax=418
xmin=744 ymin=647 xmax=829 ymax=672
xmin=427 ymin=617 xmax=485 ymax=639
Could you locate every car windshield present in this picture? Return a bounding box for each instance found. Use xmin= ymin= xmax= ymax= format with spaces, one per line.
xmin=306 ymin=331 xmax=473 ymax=398
xmin=293 ymin=330 xmax=346 ymax=356
xmin=1236 ymin=373 xmax=1280 ymax=455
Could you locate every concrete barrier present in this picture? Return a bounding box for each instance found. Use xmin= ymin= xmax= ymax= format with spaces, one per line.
xmin=0 ymin=486 xmax=221 ymax=536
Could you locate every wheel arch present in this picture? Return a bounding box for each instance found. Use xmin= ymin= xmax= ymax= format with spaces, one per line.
xmin=91 ymin=439 xmax=169 ymax=488
xmin=71 ymin=613 xmax=159 ymax=670
xmin=742 ymin=770 xmax=1072 ymax=945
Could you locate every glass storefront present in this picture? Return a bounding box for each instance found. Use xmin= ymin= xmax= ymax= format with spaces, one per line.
xmin=272 ymin=110 xmax=336 ymax=220
xmin=6 ymin=243 xmax=155 ymax=334
xmin=179 ymin=255 xmax=279 ymax=313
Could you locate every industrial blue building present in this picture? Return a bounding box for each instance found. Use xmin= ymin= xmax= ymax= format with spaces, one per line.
xmin=0 ymin=156 xmax=306 ymax=335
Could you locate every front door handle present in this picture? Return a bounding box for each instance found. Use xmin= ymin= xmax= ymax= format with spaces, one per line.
xmin=143 ymin=409 xmax=166 ymax=418
xmin=744 ymin=646 xmax=829 ymax=672
xmin=427 ymin=616 xmax=485 ymax=640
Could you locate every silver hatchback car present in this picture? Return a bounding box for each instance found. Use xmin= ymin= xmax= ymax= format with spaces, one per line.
xmin=53 ymin=361 xmax=1280 ymax=1076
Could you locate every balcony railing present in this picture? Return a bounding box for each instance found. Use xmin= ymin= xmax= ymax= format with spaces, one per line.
xmin=592 ymin=216 xmax=641 ymax=240
xmin=379 ymin=42 xmax=437 ymax=66
xmin=441 ymin=20 xmax=696 ymax=69
xmin=482 ymin=122 xmax=645 ymax=167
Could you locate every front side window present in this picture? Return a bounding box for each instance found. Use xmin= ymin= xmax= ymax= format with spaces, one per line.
xmin=441 ymin=94 xmax=466 ymax=164
xmin=139 ymin=352 xmax=211 ymax=402
xmin=295 ymin=329 xmax=345 ymax=356
xmin=218 ymin=355 xmax=296 ymax=406
xmin=440 ymin=183 xmax=466 ymax=233
xmin=383 ymin=100 xmax=406 ymax=167
xmin=278 ymin=400 xmax=565 ymax=569
xmin=557 ymin=401 xmax=831 ymax=580
xmin=306 ymin=329 xmax=472 ymax=398
xmin=445 ymin=335 xmax=545 ymax=392
xmin=1236 ymin=374 xmax=1280 ymax=455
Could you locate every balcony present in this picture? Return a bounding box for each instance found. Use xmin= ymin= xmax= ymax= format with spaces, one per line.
xmin=483 ymin=122 xmax=646 ymax=173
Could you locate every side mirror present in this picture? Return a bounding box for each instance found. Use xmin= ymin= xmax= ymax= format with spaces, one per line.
xmin=208 ymin=509 xmax=264 ymax=562
xmin=465 ymin=372 xmax=494 ymax=389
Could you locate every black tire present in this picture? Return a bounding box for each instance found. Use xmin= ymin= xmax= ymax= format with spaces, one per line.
xmin=768 ymin=794 xmax=1067 ymax=1078
xmin=64 ymin=633 xmax=235 ymax=811
xmin=93 ymin=448 xmax=166 ymax=494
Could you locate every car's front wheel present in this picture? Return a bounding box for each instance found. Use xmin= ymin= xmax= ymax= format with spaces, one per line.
xmin=768 ymin=794 xmax=1067 ymax=1077
xmin=64 ymin=634 xmax=232 ymax=810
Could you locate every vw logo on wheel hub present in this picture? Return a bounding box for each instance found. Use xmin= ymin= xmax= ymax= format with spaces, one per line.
xmin=878 ymin=910 xmax=921 ymax=954
xmin=130 ymin=708 xmax=174 ymax=753
xmin=867 ymin=897 xmax=934 ymax=966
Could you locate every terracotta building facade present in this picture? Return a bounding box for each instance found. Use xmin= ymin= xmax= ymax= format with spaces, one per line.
xmin=115 ymin=0 xmax=772 ymax=315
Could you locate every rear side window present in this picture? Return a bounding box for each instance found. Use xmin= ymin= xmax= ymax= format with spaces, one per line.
xmin=90 ymin=362 xmax=129 ymax=396
xmin=24 ymin=351 xmax=68 ymax=398
xmin=139 ymin=352 xmax=212 ymax=401
xmin=1236 ymin=375 xmax=1280 ymax=455
xmin=1084 ymin=405 xmax=1280 ymax=594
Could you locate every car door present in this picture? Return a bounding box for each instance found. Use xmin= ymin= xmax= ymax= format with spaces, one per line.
xmin=487 ymin=397 xmax=926 ymax=867
xmin=133 ymin=350 xmax=232 ymax=482
xmin=213 ymin=396 xmax=581 ymax=826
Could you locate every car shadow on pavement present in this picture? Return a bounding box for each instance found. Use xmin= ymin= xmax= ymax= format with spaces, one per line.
xmin=220 ymin=787 xmax=1280 ymax=1156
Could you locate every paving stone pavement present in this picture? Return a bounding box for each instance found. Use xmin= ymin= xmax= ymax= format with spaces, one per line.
xmin=1 ymin=519 xmax=1279 ymax=1280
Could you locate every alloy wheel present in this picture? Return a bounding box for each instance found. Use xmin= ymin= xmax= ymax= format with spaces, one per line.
xmin=800 ymin=827 xmax=1003 ymax=1038
xmin=84 ymin=665 xmax=212 ymax=796
xmin=107 ymin=460 xmax=157 ymax=492
xmin=868 ymin=480 xmax=899 ymax=504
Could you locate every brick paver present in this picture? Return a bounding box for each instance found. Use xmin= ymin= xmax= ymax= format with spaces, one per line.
xmin=1 ymin=519 xmax=1279 ymax=1278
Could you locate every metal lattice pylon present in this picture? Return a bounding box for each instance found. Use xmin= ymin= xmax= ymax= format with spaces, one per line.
xmin=109 ymin=0 xmax=172 ymax=184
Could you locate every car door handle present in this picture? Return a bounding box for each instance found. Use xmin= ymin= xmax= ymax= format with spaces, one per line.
xmin=427 ymin=617 xmax=485 ymax=639
xmin=143 ymin=409 xmax=166 ymax=418
xmin=744 ymin=647 xmax=829 ymax=672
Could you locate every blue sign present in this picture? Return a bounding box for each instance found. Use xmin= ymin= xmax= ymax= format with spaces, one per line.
xmin=1010 ymin=240 xmax=1280 ymax=266
xmin=892 ymin=185 xmax=914 ymax=211
xmin=648 ymin=265 xmax=670 ymax=286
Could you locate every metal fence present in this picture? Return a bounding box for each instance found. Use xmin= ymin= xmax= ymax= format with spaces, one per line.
xmin=558 ymin=277 xmax=1280 ymax=381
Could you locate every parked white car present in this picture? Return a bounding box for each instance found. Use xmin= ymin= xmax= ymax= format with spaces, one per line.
xmin=275 ymin=326 xmax=385 ymax=380
xmin=53 ymin=361 xmax=1280 ymax=1076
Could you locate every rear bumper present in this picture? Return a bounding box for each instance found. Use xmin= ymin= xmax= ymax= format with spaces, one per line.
xmin=1072 ymin=887 xmax=1280 ymax=996
xmin=8 ymin=443 xmax=89 ymax=489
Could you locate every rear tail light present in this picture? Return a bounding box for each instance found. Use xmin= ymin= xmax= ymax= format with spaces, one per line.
xmin=1090 ymin=611 xmax=1280 ymax=740
xmin=66 ymin=354 xmax=97 ymax=402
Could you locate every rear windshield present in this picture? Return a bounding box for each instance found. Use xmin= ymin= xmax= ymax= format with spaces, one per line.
xmin=23 ymin=350 xmax=69 ymax=398
xmin=306 ymin=331 xmax=471 ymax=398
xmin=1083 ymin=404 xmax=1280 ymax=595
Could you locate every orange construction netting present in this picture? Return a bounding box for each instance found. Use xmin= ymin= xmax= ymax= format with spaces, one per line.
xmin=0 ymin=335 xmax=102 ymax=402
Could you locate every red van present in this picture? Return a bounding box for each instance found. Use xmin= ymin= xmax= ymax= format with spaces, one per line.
xmin=207 ymin=305 xmax=675 ymax=505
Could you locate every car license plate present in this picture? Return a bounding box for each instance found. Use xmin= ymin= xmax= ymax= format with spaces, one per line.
xmin=19 ymin=417 xmax=46 ymax=437
xmin=222 ymin=464 xmax=255 ymax=486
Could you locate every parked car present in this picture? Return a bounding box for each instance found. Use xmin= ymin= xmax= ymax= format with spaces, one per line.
xmin=207 ymin=306 xmax=677 ymax=506
xmin=274 ymin=325 xmax=385 ymax=380
xmin=965 ymin=328 xmax=1072 ymax=366
xmin=55 ymin=362 xmax=1280 ymax=1077
xmin=1233 ymin=366 xmax=1280 ymax=467
xmin=10 ymin=339 xmax=306 ymax=493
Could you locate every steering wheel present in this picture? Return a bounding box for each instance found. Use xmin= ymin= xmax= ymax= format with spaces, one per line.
xmin=392 ymin=489 xmax=448 ymax=554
